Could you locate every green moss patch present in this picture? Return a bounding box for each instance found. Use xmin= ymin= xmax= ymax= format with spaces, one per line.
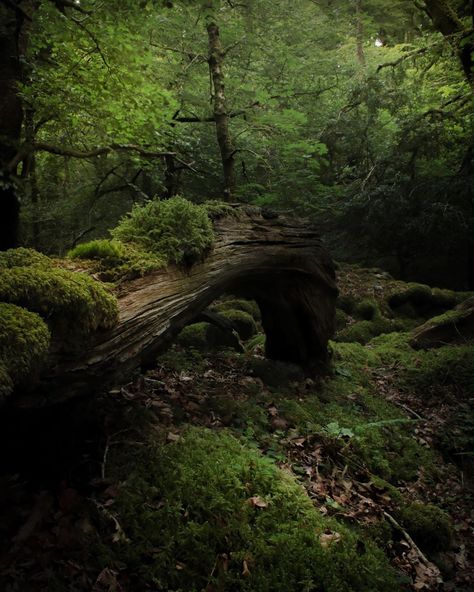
xmin=212 ymin=298 xmax=261 ymax=321
xmin=0 ymin=303 xmax=50 ymax=400
xmin=68 ymin=239 xmax=165 ymax=281
xmin=105 ymin=427 xmax=398 ymax=592
xmin=0 ymin=266 xmax=117 ymax=338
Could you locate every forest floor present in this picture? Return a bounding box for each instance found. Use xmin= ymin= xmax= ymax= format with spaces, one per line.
xmin=0 ymin=264 xmax=473 ymax=592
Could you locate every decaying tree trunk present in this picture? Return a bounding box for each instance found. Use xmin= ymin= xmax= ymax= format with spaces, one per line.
xmin=21 ymin=206 xmax=337 ymax=406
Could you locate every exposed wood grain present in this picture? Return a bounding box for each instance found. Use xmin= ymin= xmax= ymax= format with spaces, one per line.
xmin=20 ymin=206 xmax=337 ymax=406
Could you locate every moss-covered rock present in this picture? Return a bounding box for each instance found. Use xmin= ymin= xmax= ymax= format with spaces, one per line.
xmin=111 ymin=196 xmax=214 ymax=266
xmin=177 ymin=322 xmax=210 ymax=349
xmin=212 ymin=298 xmax=261 ymax=321
xmin=354 ymin=298 xmax=380 ymax=321
xmin=107 ymin=427 xmax=398 ymax=592
xmin=388 ymin=283 xmax=433 ymax=310
xmin=336 ymin=317 xmax=394 ymax=344
xmin=0 ymin=303 xmax=50 ymax=400
xmin=0 ymin=266 xmax=117 ymax=338
xmin=0 ymin=247 xmax=52 ymax=269
xmin=220 ymin=309 xmax=258 ymax=340
xmin=396 ymin=502 xmax=452 ymax=553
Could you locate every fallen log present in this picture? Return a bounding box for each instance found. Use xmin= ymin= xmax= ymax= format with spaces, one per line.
xmin=20 ymin=206 xmax=337 ymax=406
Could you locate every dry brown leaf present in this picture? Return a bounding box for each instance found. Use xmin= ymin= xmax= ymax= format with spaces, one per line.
xmin=248 ymin=496 xmax=268 ymax=508
xmin=319 ymin=531 xmax=341 ymax=547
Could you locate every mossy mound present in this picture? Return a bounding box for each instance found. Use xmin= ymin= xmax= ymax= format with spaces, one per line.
xmin=0 ymin=248 xmax=118 ymax=396
xmin=336 ymin=318 xmax=395 ymax=344
xmin=0 ymin=247 xmax=52 ymax=269
xmin=220 ymin=309 xmax=258 ymax=340
xmin=0 ymin=303 xmax=50 ymax=400
xmin=111 ymin=196 xmax=214 ymax=266
xmin=396 ymin=502 xmax=452 ymax=553
xmin=68 ymin=239 xmax=165 ymax=281
xmin=177 ymin=322 xmax=210 ymax=350
xmin=212 ymin=298 xmax=261 ymax=321
xmin=0 ymin=266 xmax=117 ymax=338
xmin=107 ymin=428 xmax=398 ymax=592
xmin=247 ymin=358 xmax=305 ymax=388
xmin=354 ymin=298 xmax=380 ymax=321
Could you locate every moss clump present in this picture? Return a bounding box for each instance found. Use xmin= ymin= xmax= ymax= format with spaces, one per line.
xmin=68 ymin=239 xmax=125 ymax=261
xmin=212 ymin=298 xmax=261 ymax=321
xmin=336 ymin=318 xmax=394 ymax=344
xmin=0 ymin=266 xmax=118 ymax=338
xmin=111 ymin=196 xmax=214 ymax=266
xmin=177 ymin=322 xmax=210 ymax=349
xmin=388 ymin=283 xmax=433 ymax=309
xmin=68 ymin=239 xmax=165 ymax=281
xmin=354 ymin=298 xmax=380 ymax=321
xmin=396 ymin=502 xmax=452 ymax=553
xmin=220 ymin=309 xmax=258 ymax=340
xmin=0 ymin=303 xmax=50 ymax=400
xmin=108 ymin=428 xmax=398 ymax=592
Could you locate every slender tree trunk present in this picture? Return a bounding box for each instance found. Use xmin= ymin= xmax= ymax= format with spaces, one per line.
xmin=22 ymin=107 xmax=40 ymax=247
xmin=355 ymin=0 xmax=366 ymax=70
xmin=205 ymin=8 xmax=235 ymax=200
xmin=0 ymin=3 xmax=25 ymax=249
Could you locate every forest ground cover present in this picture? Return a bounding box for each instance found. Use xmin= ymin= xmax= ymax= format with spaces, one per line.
xmin=0 ymin=264 xmax=472 ymax=592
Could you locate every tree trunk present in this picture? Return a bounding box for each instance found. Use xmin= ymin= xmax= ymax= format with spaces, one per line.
xmin=355 ymin=0 xmax=366 ymax=69
xmin=0 ymin=2 xmax=30 ymax=250
xmin=17 ymin=207 xmax=337 ymax=406
xmin=423 ymin=0 xmax=473 ymax=82
xmin=206 ymin=14 xmax=236 ymax=200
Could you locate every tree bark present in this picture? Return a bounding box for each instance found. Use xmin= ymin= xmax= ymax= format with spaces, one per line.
xmin=0 ymin=1 xmax=36 ymax=250
xmin=423 ymin=0 xmax=473 ymax=82
xmin=16 ymin=206 xmax=337 ymax=406
xmin=206 ymin=12 xmax=236 ymax=200
xmin=355 ymin=0 xmax=366 ymax=69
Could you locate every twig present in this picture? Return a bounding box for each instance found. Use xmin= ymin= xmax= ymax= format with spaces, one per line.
xmin=383 ymin=511 xmax=430 ymax=565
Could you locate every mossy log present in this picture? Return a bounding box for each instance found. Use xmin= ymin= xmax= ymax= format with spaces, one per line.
xmin=20 ymin=206 xmax=337 ymax=406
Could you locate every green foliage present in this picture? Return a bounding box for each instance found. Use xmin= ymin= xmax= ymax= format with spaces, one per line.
xmin=0 ymin=302 xmax=50 ymax=400
xmin=396 ymin=503 xmax=452 ymax=553
xmin=107 ymin=427 xmax=398 ymax=592
xmin=0 ymin=247 xmax=52 ymax=269
xmin=111 ymin=197 xmax=214 ymax=266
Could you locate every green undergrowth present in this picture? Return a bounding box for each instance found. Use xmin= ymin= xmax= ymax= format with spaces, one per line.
xmin=0 ymin=247 xmax=118 ymax=399
xmin=98 ymin=427 xmax=398 ymax=592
